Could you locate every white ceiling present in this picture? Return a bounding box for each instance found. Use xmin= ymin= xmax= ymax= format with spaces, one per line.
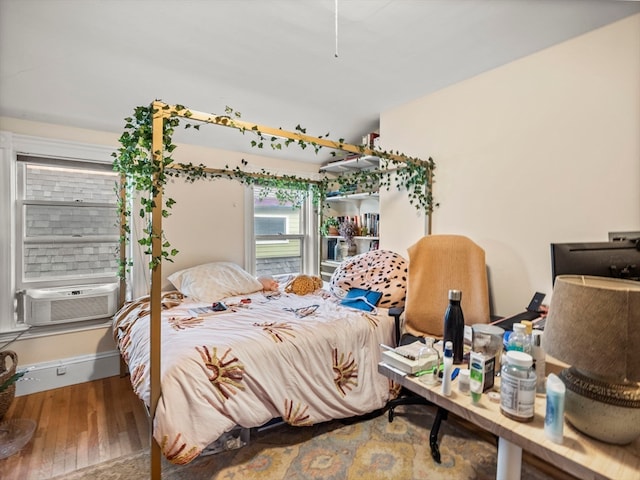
xmin=1 ymin=0 xmax=639 ymax=164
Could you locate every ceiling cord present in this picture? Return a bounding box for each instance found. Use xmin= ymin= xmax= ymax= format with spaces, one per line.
xmin=335 ymin=0 xmax=339 ymax=58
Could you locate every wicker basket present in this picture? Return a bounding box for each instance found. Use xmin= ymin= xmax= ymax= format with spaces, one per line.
xmin=0 ymin=351 xmax=18 ymax=420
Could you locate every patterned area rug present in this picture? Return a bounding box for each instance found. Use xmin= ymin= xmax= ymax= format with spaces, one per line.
xmin=53 ymin=406 xmax=556 ymax=480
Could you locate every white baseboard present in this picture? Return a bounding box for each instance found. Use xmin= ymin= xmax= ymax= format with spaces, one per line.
xmin=15 ymin=350 xmax=122 ymax=396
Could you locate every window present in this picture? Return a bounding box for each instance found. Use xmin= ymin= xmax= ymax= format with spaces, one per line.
xmin=0 ymin=133 xmax=118 ymax=334
xmin=16 ymin=156 xmax=120 ymax=287
xmin=252 ymin=187 xmax=314 ymax=277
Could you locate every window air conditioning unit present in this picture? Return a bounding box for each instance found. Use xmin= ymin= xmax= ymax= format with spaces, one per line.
xmin=24 ymin=283 xmax=119 ymax=326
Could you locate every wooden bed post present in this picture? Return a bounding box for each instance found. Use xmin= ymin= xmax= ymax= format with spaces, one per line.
xmin=118 ymin=173 xmax=129 ymax=378
xmin=150 ymin=101 xmax=165 ymax=480
xmin=427 ymin=167 xmax=434 ymax=235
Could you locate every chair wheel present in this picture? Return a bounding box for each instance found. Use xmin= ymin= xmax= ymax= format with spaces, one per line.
xmin=388 ymin=408 xmax=395 ymax=422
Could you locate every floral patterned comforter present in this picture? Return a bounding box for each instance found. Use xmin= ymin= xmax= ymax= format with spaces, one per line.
xmin=112 ymin=289 xmax=394 ymax=464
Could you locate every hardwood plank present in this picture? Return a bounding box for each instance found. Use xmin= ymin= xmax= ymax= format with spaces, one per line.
xmin=62 ymin=384 xmax=79 ymax=476
xmin=95 ymin=378 xmax=112 ymax=463
xmin=85 ymin=381 xmax=101 ymax=466
xmin=50 ymin=387 xmax=68 ymax=477
xmin=38 ymin=390 xmax=59 ymax=479
xmin=75 ymin=383 xmax=90 ymax=470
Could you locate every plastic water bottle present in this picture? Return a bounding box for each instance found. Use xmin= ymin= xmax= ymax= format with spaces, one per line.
xmin=441 ymin=341 xmax=453 ymax=397
xmin=507 ymin=323 xmax=529 ymax=353
xmin=443 ymin=290 xmax=465 ymax=364
xmin=418 ymin=337 xmax=440 ymax=386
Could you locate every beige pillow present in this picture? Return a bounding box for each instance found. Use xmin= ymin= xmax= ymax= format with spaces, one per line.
xmin=168 ymin=262 xmax=262 ymax=303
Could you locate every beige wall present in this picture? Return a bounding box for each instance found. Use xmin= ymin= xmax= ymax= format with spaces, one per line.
xmin=380 ymin=14 xmax=640 ymax=316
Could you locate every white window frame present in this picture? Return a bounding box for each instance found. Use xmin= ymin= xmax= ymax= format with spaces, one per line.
xmin=244 ymin=185 xmax=318 ymax=276
xmin=0 ymin=132 xmax=117 ymax=337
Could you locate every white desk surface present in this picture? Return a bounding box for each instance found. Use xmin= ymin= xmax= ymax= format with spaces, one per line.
xmin=378 ymin=362 xmax=640 ymax=480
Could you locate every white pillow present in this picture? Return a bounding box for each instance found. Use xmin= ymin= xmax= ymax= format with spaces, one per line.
xmin=167 ymin=262 xmax=262 ymax=303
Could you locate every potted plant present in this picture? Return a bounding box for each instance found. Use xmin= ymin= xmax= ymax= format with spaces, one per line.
xmin=320 ymin=217 xmax=340 ymax=236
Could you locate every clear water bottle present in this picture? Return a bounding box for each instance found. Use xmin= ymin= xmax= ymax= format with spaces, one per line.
xmin=443 ymin=289 xmax=465 ymax=364
xmin=418 ymin=337 xmax=440 ymax=386
xmin=507 ymin=323 xmax=530 ymax=353
xmin=334 ymin=241 xmax=343 ymax=262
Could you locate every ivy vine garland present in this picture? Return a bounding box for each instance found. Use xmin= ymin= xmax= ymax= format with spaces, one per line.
xmin=112 ymin=102 xmax=437 ymax=272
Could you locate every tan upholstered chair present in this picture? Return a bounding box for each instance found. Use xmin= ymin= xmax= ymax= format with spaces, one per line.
xmin=403 ymin=234 xmax=490 ymax=338
xmin=385 ymin=234 xmax=492 ymax=462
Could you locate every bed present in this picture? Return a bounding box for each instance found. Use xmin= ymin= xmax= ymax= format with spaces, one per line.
xmin=113 ymin=257 xmax=407 ymax=465
xmin=113 ymin=101 xmax=430 ymax=476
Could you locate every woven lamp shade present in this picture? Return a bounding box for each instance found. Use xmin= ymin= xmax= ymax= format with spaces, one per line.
xmin=543 ymin=275 xmax=640 ymax=382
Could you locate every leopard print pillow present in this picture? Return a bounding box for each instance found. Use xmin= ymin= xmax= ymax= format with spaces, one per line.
xmin=329 ymin=249 xmax=408 ymax=309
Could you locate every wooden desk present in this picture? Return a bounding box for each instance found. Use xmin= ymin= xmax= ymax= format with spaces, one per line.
xmin=378 ymin=362 xmax=640 ymax=480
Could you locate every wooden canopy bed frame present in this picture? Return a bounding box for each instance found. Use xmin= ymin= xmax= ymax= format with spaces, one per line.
xmin=117 ymin=100 xmax=434 ymax=478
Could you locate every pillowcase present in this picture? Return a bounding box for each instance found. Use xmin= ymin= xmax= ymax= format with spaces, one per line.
xmin=330 ymin=249 xmax=408 ymax=309
xmin=167 ymin=262 xmax=262 ymax=303
xmin=340 ymin=288 xmax=383 ymax=312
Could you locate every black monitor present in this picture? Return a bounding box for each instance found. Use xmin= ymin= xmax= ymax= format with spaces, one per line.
xmin=550 ymin=239 xmax=640 ymax=284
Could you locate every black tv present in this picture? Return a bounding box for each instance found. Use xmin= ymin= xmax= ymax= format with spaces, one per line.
xmin=550 ymin=239 xmax=640 ymax=284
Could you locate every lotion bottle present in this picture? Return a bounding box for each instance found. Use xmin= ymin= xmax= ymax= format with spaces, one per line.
xmin=469 ymin=351 xmax=485 ymax=404
xmin=545 ymin=373 xmax=566 ymax=444
xmin=441 ymin=341 xmax=453 ymax=397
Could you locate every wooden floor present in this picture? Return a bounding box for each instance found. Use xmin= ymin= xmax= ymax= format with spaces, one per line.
xmin=0 ymin=375 xmax=149 ymax=480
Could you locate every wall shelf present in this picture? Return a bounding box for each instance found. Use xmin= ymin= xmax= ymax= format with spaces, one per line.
xmin=325 ymin=192 xmax=379 ymax=202
xmin=320 ymin=155 xmax=379 ymax=173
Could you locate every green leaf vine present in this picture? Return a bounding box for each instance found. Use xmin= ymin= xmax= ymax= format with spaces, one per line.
xmin=112 ymin=102 xmax=437 ymax=274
